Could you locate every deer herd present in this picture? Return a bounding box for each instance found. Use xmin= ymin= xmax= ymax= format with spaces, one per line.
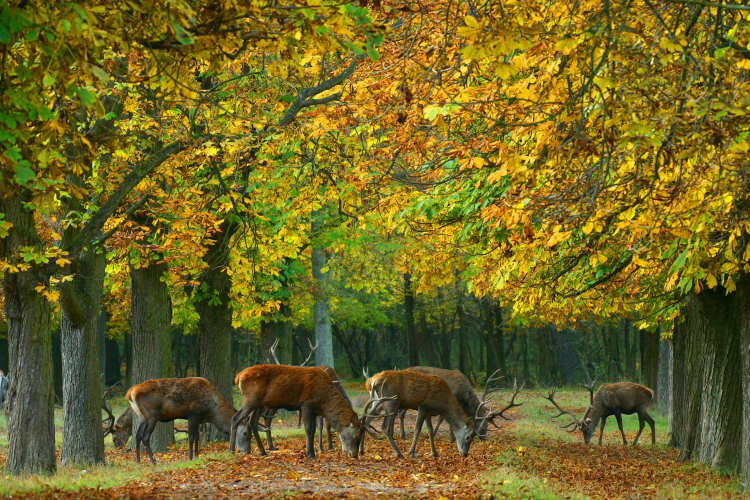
xmin=0 ymin=346 xmax=657 ymax=466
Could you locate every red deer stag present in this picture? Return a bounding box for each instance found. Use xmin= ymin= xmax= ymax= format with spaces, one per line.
xmin=126 ymin=377 xmax=251 ymax=464
xmin=544 ymin=380 xmax=655 ymax=446
xmin=261 ymin=338 xmax=348 ymax=453
xmin=229 ymin=364 xmax=388 ymax=459
xmin=405 ymin=367 xmax=508 ymax=441
xmin=363 ymin=370 xmax=515 ymax=458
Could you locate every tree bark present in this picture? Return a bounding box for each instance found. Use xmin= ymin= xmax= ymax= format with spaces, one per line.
xmin=130 ymin=260 xmax=174 ymax=451
xmin=0 ymin=195 xmax=57 ymax=475
xmin=657 ymin=335 xmax=672 ymax=419
xmin=457 ymin=298 xmax=468 ymax=375
xmin=671 ymin=277 xmax=748 ymax=475
xmin=312 ymin=214 xmax=333 ymax=368
xmin=60 ymin=248 xmax=106 ymax=466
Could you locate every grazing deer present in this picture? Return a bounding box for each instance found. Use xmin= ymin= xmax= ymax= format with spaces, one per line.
xmin=126 ymin=377 xmax=251 ymax=464
xmin=405 ymin=367 xmax=506 ymax=441
xmin=362 ymin=370 xmax=515 ymax=459
xmin=229 ymin=364 xmax=387 ymax=459
xmin=544 ymin=380 xmax=656 ymax=446
xmin=262 ymin=338 xmax=346 ymax=453
xmin=110 ymin=406 xmax=135 ymax=449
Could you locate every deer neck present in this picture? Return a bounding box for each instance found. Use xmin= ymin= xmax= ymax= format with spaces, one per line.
xmin=321 ymin=389 xmax=358 ymax=431
xmin=212 ymin=395 xmax=238 ymax=435
xmin=583 ymin=397 xmax=604 ymax=429
xmin=442 ymin=399 xmax=471 ymax=434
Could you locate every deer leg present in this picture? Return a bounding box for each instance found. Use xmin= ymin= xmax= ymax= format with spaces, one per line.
xmin=188 ymin=418 xmax=199 ymax=460
xmin=262 ymin=408 xmax=277 ymax=451
xmin=317 ymin=416 xmax=324 ymax=454
xmin=399 ymin=409 xmax=407 ymax=440
xmin=449 ymin=423 xmax=455 ymax=443
xmin=598 ymin=416 xmax=608 ymax=445
xmin=250 ymin=408 xmax=267 ymax=456
xmin=142 ymin=418 xmax=159 ymax=465
xmin=646 ymin=413 xmax=656 ymax=445
xmin=384 ymin=404 xmax=404 ymax=458
xmin=230 ymin=403 xmax=255 ymax=452
xmin=302 ymin=405 xmax=317 ymax=459
xmin=632 ymin=412 xmax=646 ymax=447
xmin=298 ymin=410 xmax=302 ymax=428
xmin=133 ymin=418 xmax=145 ymax=464
xmin=326 ymin=418 xmax=333 ymax=450
xmin=409 ymin=410 xmax=427 ymax=459
xmin=614 ymin=411 xmax=627 ymax=446
xmin=425 ymin=417 xmax=439 ymax=457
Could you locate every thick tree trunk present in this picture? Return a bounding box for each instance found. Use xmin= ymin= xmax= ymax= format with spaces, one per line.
xmin=0 ymin=195 xmax=56 ymax=475
xmin=404 ymin=273 xmax=419 ymax=366
xmin=312 ymin=238 xmax=333 ymax=368
xmin=457 ymin=299 xmax=468 ymax=375
xmin=60 ymin=249 xmax=106 ymax=466
xmin=196 ymin=219 xmax=237 ymax=441
xmin=671 ymin=277 xmax=748 ymax=475
xmin=124 ymin=330 xmax=133 ymax=388
xmin=52 ymin=328 xmax=63 ymax=402
xmin=130 ymin=260 xmax=174 ymax=451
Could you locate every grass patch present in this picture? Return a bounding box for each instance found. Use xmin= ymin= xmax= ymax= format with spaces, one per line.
xmin=483 ymin=465 xmax=592 ymax=500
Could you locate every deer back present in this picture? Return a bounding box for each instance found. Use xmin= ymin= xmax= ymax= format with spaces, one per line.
xmin=406 ymin=366 xmax=479 ymax=416
xmin=127 ymin=377 xmax=234 ymax=424
xmin=595 ymin=382 xmax=654 ymax=414
xmin=236 ymin=365 xmax=356 ymax=424
xmin=370 ymin=370 xmax=465 ymax=415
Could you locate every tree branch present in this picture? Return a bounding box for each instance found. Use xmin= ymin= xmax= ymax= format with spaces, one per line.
xmin=65 ymin=141 xmax=184 ymax=254
xmin=277 ymin=58 xmax=358 ymax=128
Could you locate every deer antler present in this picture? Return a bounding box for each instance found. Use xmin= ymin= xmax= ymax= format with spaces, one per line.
xmin=360 ymin=378 xmax=399 ymax=440
xmin=580 ymin=378 xmax=597 ymax=405
xmin=269 ymin=338 xmax=281 ymax=365
xmin=543 ymin=388 xmax=581 ymax=432
xmin=480 ymin=368 xmax=504 ymax=402
xmin=300 ymin=338 xmax=319 ymax=366
xmin=102 ymin=387 xmax=115 ymax=437
xmin=362 ymin=366 xmax=370 ymax=380
xmin=477 ymin=378 xmax=524 ymax=429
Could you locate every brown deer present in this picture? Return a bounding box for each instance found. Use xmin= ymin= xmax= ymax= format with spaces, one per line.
xmin=262 ymin=338 xmax=348 ymax=453
xmin=362 ymin=370 xmax=515 ymax=459
xmin=110 ymin=406 xmax=134 ymax=449
xmin=126 ymin=377 xmax=251 ymax=464
xmin=405 ymin=367 xmax=506 ymax=441
xmin=229 ymin=364 xmax=386 ymax=459
xmin=544 ymin=380 xmax=656 ymax=446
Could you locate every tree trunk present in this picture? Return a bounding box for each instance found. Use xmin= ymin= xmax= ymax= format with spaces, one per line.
xmin=124 ymin=330 xmax=133 ymax=388
xmin=196 ymin=219 xmax=237 ymax=441
xmin=52 ymin=328 xmax=63 ymax=402
xmin=311 ymin=216 xmax=333 ymax=368
xmin=104 ymin=335 xmax=122 ymax=387
xmin=130 ymin=260 xmax=174 ymax=451
xmin=60 ymin=249 xmax=106 ymax=466
xmin=641 ymin=329 xmax=659 ymax=391
xmin=404 ymin=273 xmax=419 ymax=366
xmin=0 ymin=195 xmax=56 ymax=475
xmin=657 ymin=335 xmax=672 ymax=419
xmin=671 ymin=277 xmax=748 ymax=476
xmin=457 ymin=298 xmax=468 ymax=375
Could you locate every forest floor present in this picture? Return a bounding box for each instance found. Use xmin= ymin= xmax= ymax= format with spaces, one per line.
xmin=0 ymin=387 xmax=747 ymax=500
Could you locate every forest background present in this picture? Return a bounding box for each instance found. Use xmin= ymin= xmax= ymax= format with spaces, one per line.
xmin=0 ymin=0 xmax=749 ymax=489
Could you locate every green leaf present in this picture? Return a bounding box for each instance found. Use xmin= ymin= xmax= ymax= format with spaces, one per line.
xmin=14 ymin=165 xmax=36 ymax=186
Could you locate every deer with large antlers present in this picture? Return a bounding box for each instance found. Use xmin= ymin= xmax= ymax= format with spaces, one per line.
xmin=363 ymin=370 xmax=518 ymax=458
xmin=544 ymin=380 xmax=656 ymax=446
xmin=230 ymin=364 xmax=387 ymax=459
xmin=126 ymin=377 xmax=251 ymax=464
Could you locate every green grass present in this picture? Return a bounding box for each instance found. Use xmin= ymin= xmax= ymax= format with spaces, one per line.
xmin=483 ymin=466 xmax=591 ymax=500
